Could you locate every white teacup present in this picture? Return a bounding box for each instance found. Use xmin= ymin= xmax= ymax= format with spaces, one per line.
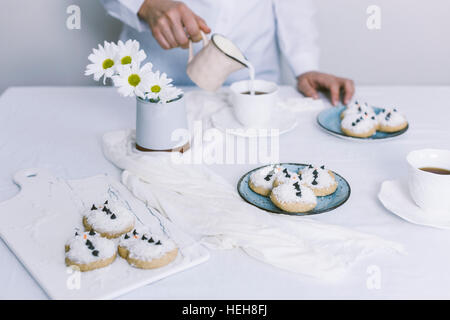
xmin=407 ymin=149 xmax=450 ymax=215
xmin=229 ymin=80 xmax=278 ymax=127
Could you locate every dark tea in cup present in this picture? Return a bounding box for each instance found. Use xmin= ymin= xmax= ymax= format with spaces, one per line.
xmin=241 ymin=91 xmax=267 ymax=95
xmin=419 ymin=167 xmax=450 ymax=175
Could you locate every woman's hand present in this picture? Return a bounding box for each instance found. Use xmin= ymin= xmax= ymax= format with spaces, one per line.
xmin=297 ymin=71 xmax=355 ymax=106
xmin=138 ymin=0 xmax=211 ymax=50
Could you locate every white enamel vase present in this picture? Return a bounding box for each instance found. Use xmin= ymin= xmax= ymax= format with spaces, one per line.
xmin=135 ymin=95 xmax=189 ymax=151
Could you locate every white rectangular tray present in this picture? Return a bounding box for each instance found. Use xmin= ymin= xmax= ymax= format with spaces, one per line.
xmin=0 ymin=168 xmax=209 ymax=299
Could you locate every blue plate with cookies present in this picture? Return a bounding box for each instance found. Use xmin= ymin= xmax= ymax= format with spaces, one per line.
xmin=317 ymin=103 xmax=409 ymax=140
xmin=237 ymin=163 xmax=351 ymax=216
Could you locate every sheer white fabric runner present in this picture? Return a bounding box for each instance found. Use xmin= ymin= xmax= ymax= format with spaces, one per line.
xmin=102 ymin=90 xmax=405 ymax=281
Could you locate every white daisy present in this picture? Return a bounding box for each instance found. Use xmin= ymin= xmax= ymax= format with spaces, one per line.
xmin=85 ymin=41 xmax=118 ymax=83
xmin=159 ymin=86 xmax=183 ymax=103
xmin=112 ymin=62 xmax=153 ymax=99
xmin=145 ymin=71 xmax=181 ymax=103
xmin=116 ymin=39 xmax=146 ymax=70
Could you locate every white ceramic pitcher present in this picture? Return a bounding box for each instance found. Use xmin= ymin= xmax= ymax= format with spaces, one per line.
xmin=187 ymin=32 xmax=248 ymax=91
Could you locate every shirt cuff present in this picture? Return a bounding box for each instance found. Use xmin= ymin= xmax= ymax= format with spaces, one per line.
xmin=109 ymin=0 xmax=149 ymax=32
xmin=288 ymin=52 xmax=320 ymax=78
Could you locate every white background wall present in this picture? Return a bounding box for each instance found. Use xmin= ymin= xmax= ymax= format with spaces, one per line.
xmin=1 ymin=0 xmax=449 ymax=94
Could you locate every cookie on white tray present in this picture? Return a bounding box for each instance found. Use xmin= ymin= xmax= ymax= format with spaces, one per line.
xmin=248 ymin=165 xmax=283 ymax=196
xmin=83 ymin=200 xmax=135 ymax=239
xmin=299 ymin=165 xmax=338 ymax=196
xmin=118 ymin=228 xmax=178 ymax=270
xmin=65 ymin=230 xmax=117 ymax=272
xmin=376 ymin=107 xmax=408 ymax=133
xmin=270 ymin=181 xmax=317 ymax=213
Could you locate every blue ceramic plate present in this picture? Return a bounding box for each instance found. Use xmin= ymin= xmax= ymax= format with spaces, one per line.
xmin=237 ymin=163 xmax=351 ymax=216
xmin=317 ymin=106 xmax=409 ymax=140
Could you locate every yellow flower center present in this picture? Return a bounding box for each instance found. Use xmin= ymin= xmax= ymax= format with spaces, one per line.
xmin=121 ymin=56 xmax=132 ymax=65
xmin=128 ymin=74 xmax=141 ymax=87
xmin=151 ymin=85 xmax=161 ymax=93
xmin=102 ymin=58 xmax=114 ymax=69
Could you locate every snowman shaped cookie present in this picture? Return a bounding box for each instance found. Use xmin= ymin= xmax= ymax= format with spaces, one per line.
xmin=273 ymin=168 xmax=300 ymax=188
xmin=376 ymin=107 xmax=408 ymax=132
xmin=341 ymin=112 xmax=378 ymax=138
xmin=118 ymin=227 xmax=178 ymax=270
xmin=248 ymin=164 xmax=283 ymax=196
xmin=270 ymin=181 xmax=317 ymax=213
xmin=341 ymin=101 xmax=376 ymax=120
xmin=298 ymin=165 xmax=338 ymax=196
xmin=83 ymin=200 xmax=135 ymax=239
xmin=65 ymin=230 xmax=117 ymax=272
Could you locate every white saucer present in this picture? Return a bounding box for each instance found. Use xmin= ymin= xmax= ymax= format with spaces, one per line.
xmin=378 ymin=179 xmax=450 ymax=229
xmin=211 ymin=106 xmax=298 ymax=138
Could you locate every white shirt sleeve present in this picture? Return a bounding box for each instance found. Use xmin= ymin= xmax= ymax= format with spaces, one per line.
xmin=100 ymin=0 xmax=149 ymax=32
xmin=273 ymin=0 xmax=320 ymax=77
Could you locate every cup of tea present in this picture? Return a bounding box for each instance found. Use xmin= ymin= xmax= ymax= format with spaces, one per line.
xmin=407 ymin=149 xmax=450 ymax=215
xmin=229 ymin=80 xmax=278 ymax=127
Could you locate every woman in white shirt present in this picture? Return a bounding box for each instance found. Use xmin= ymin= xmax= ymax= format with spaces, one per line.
xmin=101 ymin=0 xmax=355 ymax=106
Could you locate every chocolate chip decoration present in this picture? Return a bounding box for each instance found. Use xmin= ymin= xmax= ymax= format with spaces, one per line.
xmin=264 ymin=174 xmax=273 ymax=181
xmin=142 ymin=235 xmax=148 ymax=241
xmin=148 ymin=237 xmax=154 ymax=243
xmin=320 ymin=165 xmax=325 ymax=169
xmin=296 ymin=191 xmax=302 ymax=197
xmin=92 ymin=250 xmax=99 ymax=257
xmin=155 ymin=240 xmax=162 ymax=245
xmin=312 ymin=178 xmax=318 ymax=186
xmin=293 ymin=182 xmax=300 ymax=191
xmin=104 ymin=200 xmax=108 ymax=205
xmin=110 ymin=214 xmax=116 ymax=219
xmin=283 ymin=168 xmax=291 ymax=178
xmin=89 ymin=230 xmax=96 ymax=236
xmin=133 ymin=229 xmax=138 ymax=236
xmin=124 ymin=234 xmax=130 ymax=239
xmin=91 ymin=205 xmax=97 ymax=211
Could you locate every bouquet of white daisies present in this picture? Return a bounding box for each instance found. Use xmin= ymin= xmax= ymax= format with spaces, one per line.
xmin=85 ymin=40 xmax=183 ymax=104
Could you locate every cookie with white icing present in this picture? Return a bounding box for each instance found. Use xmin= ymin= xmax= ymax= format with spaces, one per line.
xmin=118 ymin=228 xmax=178 ymax=269
xmin=65 ymin=230 xmax=117 ymax=272
xmin=299 ymin=165 xmax=338 ymax=196
xmin=83 ymin=200 xmax=135 ymax=239
xmin=248 ymin=165 xmax=283 ymax=196
xmin=376 ymin=107 xmax=408 ymax=132
xmin=341 ymin=112 xmax=378 ymax=138
xmin=270 ymin=181 xmax=317 ymax=213
xmin=341 ymin=101 xmax=376 ymax=120
xmin=273 ymin=168 xmax=300 ymax=188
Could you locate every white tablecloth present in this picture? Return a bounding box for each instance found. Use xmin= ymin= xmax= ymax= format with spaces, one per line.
xmin=0 ymin=86 xmax=449 ymax=299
